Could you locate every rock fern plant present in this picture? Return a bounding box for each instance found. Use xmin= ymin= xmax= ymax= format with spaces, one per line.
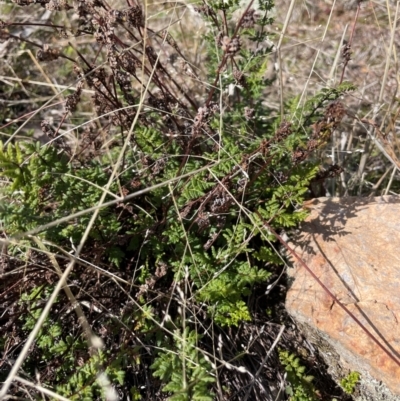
xmin=0 ymin=0 xmax=353 ymax=399
xmin=279 ymin=350 xmax=318 ymax=401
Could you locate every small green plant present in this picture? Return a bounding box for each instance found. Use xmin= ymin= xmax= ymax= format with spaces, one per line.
xmin=279 ymin=350 xmax=318 ymax=401
xmin=340 ymin=371 xmax=360 ymax=395
xmin=151 ymin=328 xmax=215 ymax=401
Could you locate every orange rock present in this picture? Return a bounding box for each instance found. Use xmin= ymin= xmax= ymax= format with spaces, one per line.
xmin=286 ymin=196 xmax=400 ymax=397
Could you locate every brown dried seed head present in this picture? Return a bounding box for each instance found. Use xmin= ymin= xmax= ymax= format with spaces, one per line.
xmin=221 ymin=36 xmax=231 ymax=52
xmin=244 ymin=107 xmax=255 ymax=121
xmin=325 ymin=101 xmax=345 ymax=125
xmin=45 ymin=0 xmax=72 ymax=10
xmin=292 ymin=149 xmax=308 ymax=163
xmin=12 ymin=0 xmax=41 ymax=5
xmin=221 ymin=36 xmax=241 ymax=55
xmin=242 ymin=8 xmax=258 ymax=28
xmin=306 ymin=139 xmax=319 ymax=152
xmin=36 ymin=45 xmax=60 ymax=62
xmin=233 ymin=68 xmax=246 ymax=86
xmin=125 ymin=5 xmax=144 ymax=28
xmin=118 ymin=52 xmax=137 ymax=75
xmin=108 ymin=9 xmax=125 ymax=26
xmin=275 ymin=121 xmax=292 ymax=140
xmin=65 ymin=90 xmax=82 ymax=113
xmin=342 ymin=42 xmax=352 ymax=61
xmin=41 ymin=120 xmax=55 ymax=137
xmin=194 ymin=5 xmax=214 ymax=17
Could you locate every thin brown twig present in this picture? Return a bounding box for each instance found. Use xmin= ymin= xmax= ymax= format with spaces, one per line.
xmin=205 ymin=0 xmax=255 ymax=106
xmin=339 ymin=0 xmax=361 ymax=84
